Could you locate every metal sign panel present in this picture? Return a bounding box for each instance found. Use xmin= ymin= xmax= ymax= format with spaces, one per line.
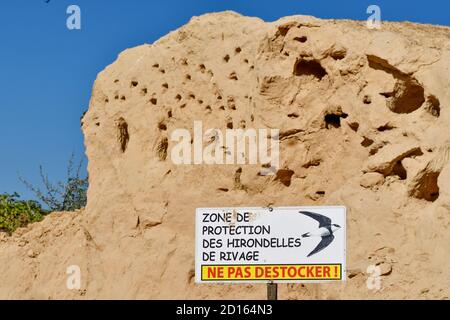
xmin=195 ymin=206 xmax=346 ymax=283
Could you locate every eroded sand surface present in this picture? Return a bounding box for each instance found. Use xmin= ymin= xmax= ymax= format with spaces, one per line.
xmin=1 ymin=12 xmax=449 ymax=299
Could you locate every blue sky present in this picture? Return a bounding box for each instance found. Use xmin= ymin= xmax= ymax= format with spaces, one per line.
xmin=0 ymin=0 xmax=448 ymax=202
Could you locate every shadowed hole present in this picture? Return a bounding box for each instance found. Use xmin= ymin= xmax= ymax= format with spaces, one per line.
xmin=348 ymin=122 xmax=359 ymax=132
xmin=117 ymin=117 xmax=129 ymax=153
xmin=158 ymin=122 xmax=167 ymax=131
xmin=377 ymin=123 xmax=395 ymax=132
xmin=425 ymin=95 xmax=440 ymax=117
xmin=392 ymin=161 xmax=407 ymax=180
xmin=293 ymin=59 xmax=327 ymax=80
xmin=324 ymin=112 xmax=348 ymax=129
xmin=361 ymin=137 xmax=374 ymax=147
xmin=275 ymin=169 xmax=295 ymax=187
xmin=293 ymin=36 xmax=307 ymax=43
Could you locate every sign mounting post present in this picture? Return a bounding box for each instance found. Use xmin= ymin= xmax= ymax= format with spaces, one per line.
xmin=267 ymin=281 xmax=277 ymax=300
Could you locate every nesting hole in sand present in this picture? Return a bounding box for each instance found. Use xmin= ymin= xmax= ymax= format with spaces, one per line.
xmin=162 ymin=83 xmax=169 ymax=89
xmin=368 ymin=55 xmax=425 ymax=114
xmin=275 ymin=169 xmax=295 ymax=187
xmin=117 ymin=117 xmax=129 ymax=153
xmin=277 ymin=23 xmax=293 ymax=36
xmin=330 ymin=49 xmax=347 ymax=60
xmin=150 ymin=97 xmax=157 ymax=105
xmin=229 ymin=72 xmax=238 ymax=80
xmin=363 ymin=95 xmax=372 ymax=104
xmin=228 ymin=102 xmax=236 ymax=111
xmin=369 ymin=145 xmax=383 ymax=156
xmin=385 ymin=80 xmax=425 ymax=114
xmin=293 ymin=36 xmax=307 ymax=43
xmin=348 ymin=122 xmax=359 ymax=132
xmin=293 ymin=59 xmax=327 ymax=80
xmin=233 ymin=167 xmax=246 ymax=190
xmin=392 ymin=161 xmax=407 ymax=180
xmin=140 ymin=88 xmax=148 ymax=96
xmin=175 ymin=94 xmax=182 ymax=101
xmin=235 ymin=47 xmax=242 ymax=54
xmin=324 ymin=112 xmax=348 ymax=129
xmin=361 ymin=137 xmax=374 ymax=147
xmin=288 ymin=113 xmax=299 ymax=118
xmin=223 ymin=55 xmax=230 ymax=63
xmin=152 ymin=63 xmax=159 ymax=68
xmin=158 ymin=122 xmax=167 ymax=131
xmin=377 ymin=123 xmax=396 ymax=132
xmin=425 ymin=95 xmax=440 ymax=117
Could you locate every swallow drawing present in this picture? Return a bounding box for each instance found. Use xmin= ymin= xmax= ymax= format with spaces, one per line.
xmin=300 ymin=211 xmax=341 ymax=257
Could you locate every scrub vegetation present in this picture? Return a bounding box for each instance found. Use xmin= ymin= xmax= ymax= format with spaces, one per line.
xmin=0 ymin=154 xmax=88 ymax=234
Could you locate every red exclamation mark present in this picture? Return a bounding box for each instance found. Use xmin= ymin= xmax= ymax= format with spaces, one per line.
xmin=334 ymin=266 xmax=338 ymax=278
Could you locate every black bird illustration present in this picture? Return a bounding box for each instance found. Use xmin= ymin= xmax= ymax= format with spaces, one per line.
xmin=300 ymin=211 xmax=341 ymax=257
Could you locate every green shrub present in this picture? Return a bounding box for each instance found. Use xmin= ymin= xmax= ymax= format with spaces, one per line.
xmin=0 ymin=193 xmax=48 ymax=234
xmin=0 ymin=154 xmax=88 ymax=234
xmin=19 ymin=154 xmax=88 ymax=212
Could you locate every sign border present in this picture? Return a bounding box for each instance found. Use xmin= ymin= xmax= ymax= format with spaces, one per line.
xmin=195 ymin=206 xmax=347 ymax=284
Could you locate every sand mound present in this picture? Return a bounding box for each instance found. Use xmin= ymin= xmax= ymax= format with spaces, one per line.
xmin=1 ymin=12 xmax=449 ymax=299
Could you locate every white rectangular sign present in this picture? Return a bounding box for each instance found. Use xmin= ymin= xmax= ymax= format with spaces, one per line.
xmin=195 ymin=206 xmax=346 ymax=283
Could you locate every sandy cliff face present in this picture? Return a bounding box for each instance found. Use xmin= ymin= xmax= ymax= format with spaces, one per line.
xmin=1 ymin=12 xmax=449 ymax=299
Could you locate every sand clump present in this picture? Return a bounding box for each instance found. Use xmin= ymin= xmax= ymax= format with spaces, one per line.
xmin=0 ymin=12 xmax=449 ymax=299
